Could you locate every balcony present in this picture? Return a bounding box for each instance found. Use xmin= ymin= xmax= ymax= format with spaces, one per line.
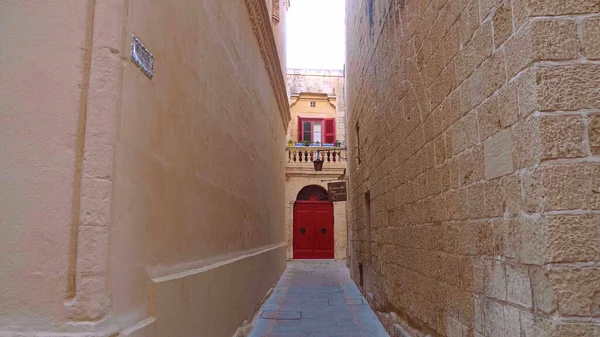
xmin=285 ymin=146 xmax=347 ymax=177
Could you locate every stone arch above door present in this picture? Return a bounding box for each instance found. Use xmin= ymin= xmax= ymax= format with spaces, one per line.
xmin=296 ymin=184 xmax=329 ymax=201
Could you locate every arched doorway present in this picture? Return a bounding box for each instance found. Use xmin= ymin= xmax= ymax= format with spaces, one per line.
xmin=293 ymin=185 xmax=334 ymax=259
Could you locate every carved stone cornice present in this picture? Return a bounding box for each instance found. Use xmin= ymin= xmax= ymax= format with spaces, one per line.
xmin=245 ymin=0 xmax=291 ymax=131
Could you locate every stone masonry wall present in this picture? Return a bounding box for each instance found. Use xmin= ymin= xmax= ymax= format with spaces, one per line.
xmin=346 ymin=0 xmax=600 ymax=336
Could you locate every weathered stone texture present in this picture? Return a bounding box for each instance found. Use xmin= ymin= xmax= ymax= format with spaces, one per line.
xmin=530 ymin=267 xmax=557 ymax=314
xmin=506 ymin=263 xmax=532 ymax=308
xmin=516 ymin=215 xmax=548 ymax=265
xmin=590 ymin=115 xmax=600 ymax=155
xmin=512 ymin=116 xmax=541 ymax=169
xmin=547 ymin=215 xmax=600 ymax=263
xmin=540 ymin=164 xmax=600 ymax=211
xmin=505 ymin=20 xmax=580 ymax=79
xmin=584 ymin=17 xmax=600 ymax=60
xmin=526 ymin=0 xmax=600 ymax=16
xmin=552 ymin=323 xmax=600 ymax=337
xmin=346 ymin=0 xmax=600 ymax=335
xmin=532 ymin=20 xmax=580 ymax=61
xmin=537 ymin=65 xmax=600 ymax=112
xmin=493 ymin=1 xmax=513 ymax=47
xmin=484 ymin=129 xmax=513 ymax=179
xmin=549 ymin=267 xmax=600 ymax=317
xmin=497 ymin=81 xmax=519 ymax=129
xmin=539 ymin=115 xmax=586 ymax=160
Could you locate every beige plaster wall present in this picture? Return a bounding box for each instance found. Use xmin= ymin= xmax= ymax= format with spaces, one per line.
xmin=110 ymin=2 xmax=288 ymax=335
xmin=346 ymin=0 xmax=600 ymax=336
xmin=1 ymin=0 xmax=288 ymax=336
xmin=0 ymin=0 xmax=89 ymax=332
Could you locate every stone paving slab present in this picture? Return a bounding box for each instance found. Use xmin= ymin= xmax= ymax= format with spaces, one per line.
xmin=327 ymin=298 xmax=365 ymax=306
xmin=261 ymin=311 xmax=303 ymax=320
xmin=248 ymin=260 xmax=389 ymax=337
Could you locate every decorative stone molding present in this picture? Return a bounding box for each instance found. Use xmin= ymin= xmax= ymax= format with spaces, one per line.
xmin=244 ymin=0 xmax=291 ymax=131
xmin=272 ymin=0 xmax=280 ymax=23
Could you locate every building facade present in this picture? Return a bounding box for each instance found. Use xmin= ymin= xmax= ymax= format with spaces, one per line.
xmin=0 ymin=1 xmax=289 ymax=336
xmin=346 ymin=0 xmax=600 ymax=336
xmin=285 ymin=69 xmax=349 ymax=260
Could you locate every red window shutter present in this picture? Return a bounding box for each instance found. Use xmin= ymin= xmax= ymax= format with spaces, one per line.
xmin=324 ymin=118 xmax=335 ymax=144
xmin=297 ymin=117 xmax=303 ymax=142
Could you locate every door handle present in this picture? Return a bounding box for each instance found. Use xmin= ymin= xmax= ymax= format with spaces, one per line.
xmin=321 ymin=227 xmax=327 ymax=234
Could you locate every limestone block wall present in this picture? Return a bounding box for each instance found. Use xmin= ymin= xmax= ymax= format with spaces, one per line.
xmin=346 ymin=0 xmax=600 ymax=336
xmin=0 ymin=0 xmax=289 ymax=336
xmin=288 ymin=69 xmax=345 ymax=99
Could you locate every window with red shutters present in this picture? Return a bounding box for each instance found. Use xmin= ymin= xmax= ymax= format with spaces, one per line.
xmin=324 ymin=118 xmax=335 ymax=144
xmin=298 ymin=117 xmax=334 ymax=143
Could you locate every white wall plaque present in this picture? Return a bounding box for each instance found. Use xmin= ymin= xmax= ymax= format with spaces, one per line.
xmin=131 ymin=34 xmax=154 ymax=78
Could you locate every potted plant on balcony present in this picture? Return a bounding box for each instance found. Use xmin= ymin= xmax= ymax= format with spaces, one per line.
xmin=335 ymin=140 xmax=341 ymax=147
xmin=287 ymin=139 xmax=294 ymax=147
xmin=302 ymin=140 xmax=311 ymax=147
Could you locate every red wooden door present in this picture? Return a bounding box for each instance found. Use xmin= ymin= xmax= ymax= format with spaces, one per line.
xmin=293 ymin=201 xmax=334 ymax=259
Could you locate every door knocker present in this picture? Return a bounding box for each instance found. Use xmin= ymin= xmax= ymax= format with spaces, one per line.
xmin=321 ymin=227 xmax=327 ymax=234
xmin=300 ymin=227 xmax=306 ymax=234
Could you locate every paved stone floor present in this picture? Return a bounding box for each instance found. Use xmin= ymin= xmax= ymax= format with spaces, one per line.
xmin=248 ymin=260 xmax=389 ymax=337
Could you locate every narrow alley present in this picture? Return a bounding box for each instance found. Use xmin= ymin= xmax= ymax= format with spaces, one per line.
xmin=248 ymin=261 xmax=388 ymax=337
xmin=3 ymin=0 xmax=600 ymax=336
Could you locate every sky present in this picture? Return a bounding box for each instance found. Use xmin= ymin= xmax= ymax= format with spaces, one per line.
xmin=286 ymin=0 xmax=346 ymax=70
